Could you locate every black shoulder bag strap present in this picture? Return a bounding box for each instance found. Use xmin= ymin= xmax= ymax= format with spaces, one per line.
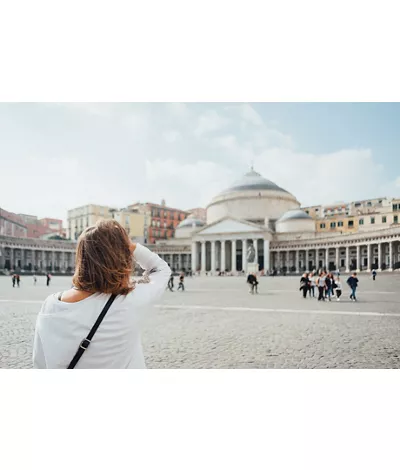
xmin=67 ymin=294 xmax=117 ymax=369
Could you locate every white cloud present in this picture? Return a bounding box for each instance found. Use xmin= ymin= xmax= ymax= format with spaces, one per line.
xmin=254 ymin=148 xmax=387 ymax=206
xmin=162 ymin=130 xmax=182 ymax=143
xmin=1 ymin=102 xmax=398 ymax=222
xmin=227 ymin=103 xmax=264 ymax=126
xmin=194 ymin=109 xmax=229 ymax=137
xmin=146 ymin=158 xmax=235 ymax=209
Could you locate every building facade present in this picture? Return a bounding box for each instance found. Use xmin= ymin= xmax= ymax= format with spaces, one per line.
xmin=0 ymin=208 xmax=28 ymax=238
xmin=154 ymin=169 xmax=400 ymax=273
xmin=0 ymin=235 xmax=76 ymax=272
xmin=2 ymin=170 xmax=400 ymax=275
xmin=67 ymin=204 xmax=115 ymax=240
xmin=187 ymin=207 xmax=207 ymax=222
xmin=67 ymin=204 xmax=146 ymax=242
xmin=110 ymin=208 xmax=145 ymax=243
xmin=303 ymin=197 xmax=400 ymax=234
xmin=128 ymin=201 xmax=189 ymax=244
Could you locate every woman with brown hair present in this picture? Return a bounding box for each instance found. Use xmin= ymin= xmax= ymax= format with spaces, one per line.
xmin=33 ymin=220 xmax=170 ymax=369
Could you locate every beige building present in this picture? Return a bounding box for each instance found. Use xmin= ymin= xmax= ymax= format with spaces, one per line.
xmin=149 ymin=169 xmax=400 ymax=273
xmin=67 ymin=204 xmax=145 ymax=242
xmin=109 ymin=208 xmax=145 ymax=243
xmin=303 ymin=197 xmax=400 ymax=234
xmin=67 ymin=204 xmax=115 ymax=240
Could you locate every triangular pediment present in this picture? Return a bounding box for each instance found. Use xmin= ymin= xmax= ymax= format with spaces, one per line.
xmin=196 ymin=217 xmax=264 ymax=235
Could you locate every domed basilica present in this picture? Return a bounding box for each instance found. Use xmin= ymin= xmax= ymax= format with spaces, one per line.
xmin=155 ymin=169 xmax=400 ymax=274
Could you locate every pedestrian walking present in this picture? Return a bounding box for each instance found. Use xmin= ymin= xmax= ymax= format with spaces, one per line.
xmin=177 ymin=272 xmax=185 ymax=291
xmin=247 ymin=272 xmax=258 ymax=294
xmin=372 ymin=269 xmax=377 ymax=281
xmin=16 ymin=274 xmax=20 ymax=287
xmin=12 ymin=274 xmax=16 ymax=288
xmin=347 ymin=272 xmax=359 ymax=301
xmin=316 ymin=271 xmax=327 ymax=301
xmin=299 ymin=272 xmax=310 ymax=299
xmin=46 ymin=273 xmax=51 ymax=287
xmin=308 ymin=272 xmax=316 ymax=297
xmin=33 ymin=275 xmax=37 ymax=285
xmin=325 ymin=273 xmax=332 ymax=301
xmin=167 ymin=273 xmax=174 ymax=291
xmin=334 ymin=276 xmax=342 ymax=301
xmin=33 ymin=219 xmax=171 ymax=369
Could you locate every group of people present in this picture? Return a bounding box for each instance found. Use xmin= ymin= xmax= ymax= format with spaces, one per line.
xmin=11 ymin=273 xmax=21 ymax=287
xmin=11 ymin=273 xmax=52 ymax=287
xmin=300 ymin=271 xmax=359 ymax=302
xmin=167 ymin=272 xmax=185 ymax=292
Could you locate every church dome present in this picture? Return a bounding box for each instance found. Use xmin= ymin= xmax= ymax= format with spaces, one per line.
xmin=175 ymin=216 xmax=205 ymax=239
xmin=176 ymin=217 xmax=205 ymax=229
xmin=219 ymin=169 xmax=289 ymax=195
xmin=277 ymin=209 xmax=313 ymax=222
xmin=276 ymin=209 xmax=315 ymax=233
xmin=206 ymin=168 xmax=300 ymax=225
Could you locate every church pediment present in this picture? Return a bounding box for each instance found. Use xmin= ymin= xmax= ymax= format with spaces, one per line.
xmin=195 ymin=217 xmax=264 ymax=235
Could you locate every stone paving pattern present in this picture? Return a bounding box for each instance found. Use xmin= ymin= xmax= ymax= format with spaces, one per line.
xmin=1 ymin=274 xmax=400 ymax=368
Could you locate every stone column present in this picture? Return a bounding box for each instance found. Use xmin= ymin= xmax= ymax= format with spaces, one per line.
xmin=356 ymin=245 xmax=361 ymax=272
xmin=389 ymin=241 xmax=393 ymax=271
xmin=345 ymin=246 xmax=350 ymax=273
xmin=31 ymin=250 xmax=35 ymax=271
xmin=263 ymin=239 xmax=270 ymax=274
xmin=52 ymin=251 xmax=56 ymax=272
xmin=295 ymin=250 xmax=299 ymax=273
xmin=42 ymin=250 xmax=46 ymax=270
xmin=366 ymin=244 xmax=371 ymax=271
xmin=61 ymin=251 xmax=66 ymax=272
xmin=221 ymin=240 xmax=226 ymax=272
xmin=253 ymin=239 xmax=258 ymax=266
xmin=211 ymin=240 xmax=216 ymax=273
xmin=325 ymin=247 xmax=329 ymax=271
xmin=232 ymin=240 xmax=237 ymax=273
xmin=315 ymin=248 xmax=319 ymax=271
xmin=10 ymin=248 xmax=14 ymax=270
xmin=378 ymin=242 xmax=382 ymax=271
xmin=191 ymin=242 xmax=197 ymax=272
xmin=335 ymin=247 xmax=339 ymax=271
xmin=20 ymin=249 xmax=24 ymax=269
xmin=242 ymin=239 xmax=248 ymax=273
xmin=201 ymin=241 xmax=206 ymax=273
xmin=305 ymin=249 xmax=309 ymax=271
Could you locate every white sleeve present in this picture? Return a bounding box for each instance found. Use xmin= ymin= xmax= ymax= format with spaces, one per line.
xmin=32 ymin=317 xmax=46 ymax=369
xmin=131 ymin=244 xmax=171 ymax=306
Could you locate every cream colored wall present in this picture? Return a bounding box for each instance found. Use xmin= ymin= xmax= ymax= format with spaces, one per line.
xmin=113 ymin=210 xmax=145 ymax=239
xmin=276 ymin=218 xmax=316 ymax=233
xmin=316 ymin=215 xmax=358 ymax=233
xmin=67 ymin=204 xmax=113 ymax=239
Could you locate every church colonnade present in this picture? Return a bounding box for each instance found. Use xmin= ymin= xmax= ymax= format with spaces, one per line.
xmin=0 ymin=245 xmax=76 ymax=272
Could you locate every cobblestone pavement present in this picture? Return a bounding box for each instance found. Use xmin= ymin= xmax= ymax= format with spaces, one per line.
xmin=1 ymin=273 xmax=400 ymax=368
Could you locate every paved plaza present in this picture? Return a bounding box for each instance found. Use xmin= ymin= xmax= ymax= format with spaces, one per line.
xmin=1 ymin=273 xmax=400 ymax=368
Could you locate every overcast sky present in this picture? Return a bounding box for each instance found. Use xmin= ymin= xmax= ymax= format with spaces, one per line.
xmin=1 ymin=102 xmax=400 ymax=222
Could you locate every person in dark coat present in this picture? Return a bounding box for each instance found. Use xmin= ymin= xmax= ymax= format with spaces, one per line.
xmin=167 ymin=273 xmax=174 ymax=292
xmin=177 ymin=272 xmax=185 ymax=291
xmin=247 ymin=273 xmax=259 ymax=294
xmin=347 ymin=272 xmax=359 ymax=301
xmin=299 ymin=272 xmax=310 ymax=298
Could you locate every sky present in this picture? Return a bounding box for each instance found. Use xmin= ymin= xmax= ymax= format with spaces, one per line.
xmin=1 ymin=102 xmax=400 ymax=222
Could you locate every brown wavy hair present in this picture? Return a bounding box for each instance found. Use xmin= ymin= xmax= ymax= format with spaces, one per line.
xmin=72 ymin=219 xmax=134 ymax=295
